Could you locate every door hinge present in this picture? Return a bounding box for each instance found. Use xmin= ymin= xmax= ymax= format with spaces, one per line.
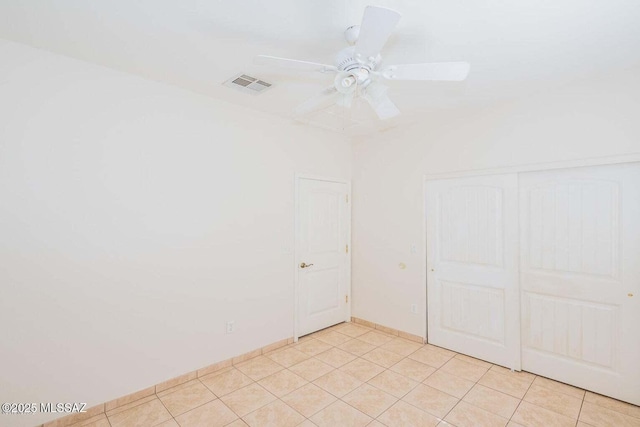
xmin=345 ymin=244 xmax=349 ymax=254
xmin=345 ymin=295 xmax=349 ymax=303
xmin=346 ymin=194 xmax=349 ymax=203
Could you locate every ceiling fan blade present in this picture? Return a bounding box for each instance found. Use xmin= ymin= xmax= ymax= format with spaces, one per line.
xmin=254 ymin=55 xmax=337 ymax=73
xmin=366 ymin=93 xmax=400 ymax=120
xmin=336 ymin=89 xmax=356 ymax=109
xmin=293 ymin=86 xmax=340 ymax=117
xmin=354 ymin=6 xmax=401 ymax=60
xmin=362 ymin=84 xmax=400 ymax=120
xmin=382 ymin=62 xmax=470 ymax=81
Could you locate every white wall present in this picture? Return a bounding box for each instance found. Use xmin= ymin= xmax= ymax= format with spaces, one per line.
xmin=351 ymin=67 xmax=640 ymax=337
xmin=0 ymin=40 xmax=351 ymax=426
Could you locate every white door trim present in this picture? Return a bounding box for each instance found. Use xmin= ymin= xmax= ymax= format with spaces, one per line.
xmin=294 ymin=173 xmax=351 ymax=342
xmin=421 ymin=177 xmax=429 ymax=343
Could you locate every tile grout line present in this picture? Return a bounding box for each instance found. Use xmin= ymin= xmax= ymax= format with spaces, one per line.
xmin=179 ymin=367 xmax=258 ymax=425
xmin=367 ymin=363 xmax=436 ymax=425
xmin=429 ymin=352 xmax=483 ymax=426
xmin=377 ymin=348 xmax=473 ymax=425
xmin=168 ymin=342 xmax=292 ymax=424
xmin=286 ymin=325 xmax=397 ymax=424
xmin=506 ymin=370 xmax=537 ymax=425
xmin=474 ymin=366 xmax=538 ymax=417
xmin=173 ymin=376 xmax=229 ymax=423
xmin=280 ymin=359 xmax=338 ymax=422
xmin=104 ymin=395 xmax=157 ymax=420
xmin=223 ymin=381 xmax=273 ymax=424
xmin=575 ymin=391 xmax=586 ymax=427
xmin=275 ymin=394 xmax=309 ymax=425
xmin=416 ymin=353 xmax=538 ymax=425
xmin=346 ymin=337 xmax=472 ymax=424
xmin=154 ymin=387 xmax=175 ymax=424
xmin=513 ymin=374 xmax=595 ymax=425
xmin=228 ymin=342 xmax=353 ymax=426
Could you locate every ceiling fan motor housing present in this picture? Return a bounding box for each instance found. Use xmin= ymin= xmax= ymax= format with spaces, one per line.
xmin=334 ymin=46 xmax=379 ymax=94
xmin=334 ymin=46 xmax=380 ymax=72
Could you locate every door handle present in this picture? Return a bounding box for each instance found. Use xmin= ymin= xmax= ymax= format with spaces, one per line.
xmin=300 ymin=262 xmax=314 ymax=269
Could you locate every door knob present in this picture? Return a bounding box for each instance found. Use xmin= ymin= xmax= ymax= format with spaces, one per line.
xmin=300 ymin=262 xmax=314 ymax=269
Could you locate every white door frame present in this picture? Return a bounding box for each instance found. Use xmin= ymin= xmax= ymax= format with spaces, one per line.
xmin=294 ymin=173 xmax=351 ymax=342
xmin=423 ymin=152 xmax=640 ymax=347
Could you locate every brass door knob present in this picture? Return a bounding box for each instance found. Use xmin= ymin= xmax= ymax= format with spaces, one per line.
xmin=300 ymin=262 xmax=314 ymax=269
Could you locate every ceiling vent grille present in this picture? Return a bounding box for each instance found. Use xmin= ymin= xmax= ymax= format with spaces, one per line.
xmin=223 ymin=73 xmax=273 ymax=95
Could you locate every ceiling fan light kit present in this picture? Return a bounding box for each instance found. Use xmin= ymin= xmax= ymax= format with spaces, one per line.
xmin=254 ymin=5 xmax=470 ymax=121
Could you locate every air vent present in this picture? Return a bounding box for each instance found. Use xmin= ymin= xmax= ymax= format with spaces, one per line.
xmin=223 ymin=73 xmax=273 ymax=95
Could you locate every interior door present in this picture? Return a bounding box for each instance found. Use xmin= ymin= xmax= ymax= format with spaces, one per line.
xmin=426 ymin=174 xmax=520 ymax=369
xmin=520 ymin=162 xmax=640 ymax=405
xmin=297 ymin=178 xmax=350 ymax=337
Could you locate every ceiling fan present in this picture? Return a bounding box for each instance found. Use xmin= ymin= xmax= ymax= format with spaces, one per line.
xmin=254 ymin=6 xmax=470 ymax=121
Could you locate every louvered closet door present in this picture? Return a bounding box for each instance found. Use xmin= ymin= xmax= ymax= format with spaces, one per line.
xmin=426 ymin=174 xmax=521 ymax=369
xmin=520 ymin=163 xmax=640 ymax=405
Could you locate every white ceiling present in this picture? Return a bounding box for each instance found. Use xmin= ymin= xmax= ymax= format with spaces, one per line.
xmin=1 ymin=0 xmax=639 ymax=134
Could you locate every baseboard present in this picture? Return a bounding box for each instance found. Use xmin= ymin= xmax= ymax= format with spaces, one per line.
xmin=351 ymin=316 xmax=425 ymax=344
xmin=41 ymin=337 xmax=294 ymax=427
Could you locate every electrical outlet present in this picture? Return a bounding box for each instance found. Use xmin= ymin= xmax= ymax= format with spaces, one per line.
xmin=226 ymin=321 xmax=234 ymax=334
xmin=411 ymin=304 xmax=418 ymax=314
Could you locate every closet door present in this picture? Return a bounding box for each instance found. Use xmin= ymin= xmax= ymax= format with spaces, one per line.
xmin=520 ymin=162 xmax=640 ymax=405
xmin=426 ymin=174 xmax=520 ymax=369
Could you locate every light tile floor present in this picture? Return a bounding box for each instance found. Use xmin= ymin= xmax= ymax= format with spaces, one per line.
xmin=74 ymin=322 xmax=640 ymax=427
